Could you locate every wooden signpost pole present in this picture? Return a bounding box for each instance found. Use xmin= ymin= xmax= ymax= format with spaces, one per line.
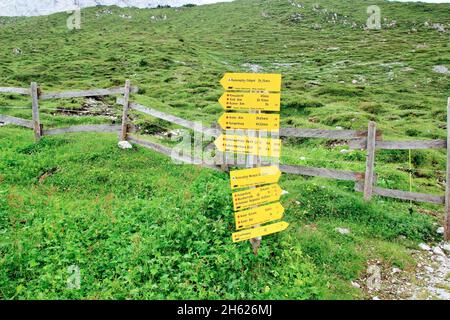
xmin=30 ymin=82 xmax=41 ymax=141
xmin=445 ymin=98 xmax=450 ymax=241
xmin=249 ymin=110 xmax=262 ymax=255
xmin=120 ymin=80 xmax=131 ymax=141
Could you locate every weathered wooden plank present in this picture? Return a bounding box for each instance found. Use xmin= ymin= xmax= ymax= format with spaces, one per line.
xmin=118 ymin=99 xmax=220 ymax=137
xmin=445 ymin=97 xmax=450 ymax=241
xmin=120 ymin=80 xmax=131 ymax=141
xmin=355 ymin=182 xmax=444 ymax=205
xmin=40 ymin=86 xmax=138 ymax=100
xmin=279 ymin=164 xmax=364 ymax=181
xmin=363 ymin=121 xmax=376 ymax=201
xmin=0 ymin=114 xmax=34 ymax=129
xmin=280 ymin=128 xmax=368 ymax=139
xmin=0 ymin=87 xmax=30 ymax=95
xmin=349 ymin=139 xmax=446 ymax=150
xmin=30 ymin=82 xmax=41 ymax=141
xmin=128 ymin=135 xmax=220 ymax=171
xmin=43 ymin=124 xmax=121 ymax=136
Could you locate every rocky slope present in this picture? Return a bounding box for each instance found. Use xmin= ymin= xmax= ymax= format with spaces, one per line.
xmin=0 ymin=0 xmax=234 ymax=16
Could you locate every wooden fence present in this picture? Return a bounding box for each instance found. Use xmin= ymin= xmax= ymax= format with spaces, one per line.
xmin=0 ymin=81 xmax=138 ymax=140
xmin=1 ymin=82 xmax=449 ymax=240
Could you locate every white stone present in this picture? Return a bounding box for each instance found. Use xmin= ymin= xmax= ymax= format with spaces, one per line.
xmin=335 ymin=227 xmax=351 ymax=235
xmin=281 ymin=190 xmax=289 ymax=195
xmin=392 ymin=267 xmax=401 ymax=274
xmin=118 ymin=141 xmax=133 ymax=150
xmin=442 ymin=243 xmax=450 ymax=253
xmin=372 ymin=296 xmax=380 ymax=300
xmin=433 ymin=65 xmax=449 ymax=75
xmin=340 ymin=149 xmax=351 ymax=154
xmin=418 ymin=243 xmax=431 ymax=251
xmin=424 ymin=266 xmax=434 ymax=273
xmin=351 ymin=281 xmax=360 ymax=288
xmin=335 ymin=126 xmax=343 ymax=130
xmin=432 ymin=246 xmax=445 ymax=256
xmin=437 ymin=227 xmax=444 ymax=234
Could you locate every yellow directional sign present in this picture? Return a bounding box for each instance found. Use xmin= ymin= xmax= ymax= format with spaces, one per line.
xmin=220 ymin=73 xmax=282 ymax=92
xmin=218 ymin=113 xmax=279 ymax=131
xmin=219 ymin=92 xmax=281 ymax=112
xmin=232 ymin=221 xmax=289 ymax=243
xmin=230 ymin=166 xmax=281 ymax=190
xmin=214 ymin=134 xmax=281 ymax=158
xmin=235 ymin=202 xmax=284 ymax=230
xmin=232 ymin=184 xmax=282 ymax=211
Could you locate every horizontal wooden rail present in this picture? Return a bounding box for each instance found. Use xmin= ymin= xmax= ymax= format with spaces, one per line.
xmin=43 ymin=124 xmax=122 ymax=136
xmin=349 ymin=139 xmax=446 ymax=150
xmin=280 ymin=164 xmax=365 ymax=181
xmin=120 ymin=100 xmax=388 ymax=140
xmin=40 ymin=86 xmax=138 ymax=100
xmin=0 ymin=87 xmax=30 ymax=95
xmin=128 ymin=134 xmax=220 ymax=171
xmin=0 ymin=114 xmax=34 ymax=129
xmin=279 ymin=128 xmax=382 ymax=139
xmin=118 ymin=98 xmax=220 ymax=137
xmin=355 ymin=182 xmax=444 ymax=204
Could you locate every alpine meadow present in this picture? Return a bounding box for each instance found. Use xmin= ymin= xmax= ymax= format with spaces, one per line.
xmin=0 ymin=0 xmax=449 ymax=300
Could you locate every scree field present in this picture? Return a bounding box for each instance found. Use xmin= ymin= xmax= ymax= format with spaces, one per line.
xmin=0 ymin=0 xmax=449 ymax=299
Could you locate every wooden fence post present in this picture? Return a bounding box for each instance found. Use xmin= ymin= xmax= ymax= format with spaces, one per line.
xmin=445 ymin=98 xmax=450 ymax=241
xmin=120 ymin=80 xmax=131 ymax=141
xmin=363 ymin=121 xmax=377 ymax=201
xmin=30 ymin=82 xmax=41 ymax=141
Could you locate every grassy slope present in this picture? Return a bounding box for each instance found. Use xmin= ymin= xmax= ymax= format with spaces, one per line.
xmin=0 ymin=0 xmax=448 ymax=299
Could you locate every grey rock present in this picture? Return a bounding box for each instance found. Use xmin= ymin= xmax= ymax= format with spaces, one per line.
xmin=419 ymin=243 xmax=431 ymax=251
xmin=118 ymin=141 xmax=133 ymax=150
xmin=335 ymin=227 xmax=351 ymax=235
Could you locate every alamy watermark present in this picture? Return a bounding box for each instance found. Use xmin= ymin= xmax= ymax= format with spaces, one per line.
xmin=170 ymin=125 xmax=280 ymax=167
xmin=366 ymin=5 xmax=381 ymax=30
xmin=67 ymin=8 xmax=81 ymax=30
xmin=67 ymin=265 xmax=81 ymax=290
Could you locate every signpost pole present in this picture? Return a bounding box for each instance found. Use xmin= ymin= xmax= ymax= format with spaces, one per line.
xmin=249 ymin=109 xmax=262 ymax=255
xmin=445 ymin=98 xmax=450 ymax=241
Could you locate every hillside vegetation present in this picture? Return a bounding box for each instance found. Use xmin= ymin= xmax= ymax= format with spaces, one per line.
xmin=0 ymin=0 xmax=449 ymax=299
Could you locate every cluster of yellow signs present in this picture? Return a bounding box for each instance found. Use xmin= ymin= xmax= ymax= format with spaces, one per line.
xmin=216 ymin=73 xmax=289 ymax=243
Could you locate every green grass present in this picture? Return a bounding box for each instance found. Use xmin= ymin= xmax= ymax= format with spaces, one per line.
xmin=0 ymin=0 xmax=448 ymax=299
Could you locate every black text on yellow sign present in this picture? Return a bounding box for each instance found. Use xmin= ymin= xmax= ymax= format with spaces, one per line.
xmin=214 ymin=134 xmax=281 ymax=158
xmin=219 ymin=92 xmax=281 ymax=112
xmin=220 ymin=73 xmax=282 ymax=92
xmin=235 ymin=202 xmax=284 ymax=230
xmin=232 ymin=221 xmax=289 ymax=243
xmin=229 ymin=166 xmax=281 ymax=190
xmin=218 ymin=113 xmax=280 ymax=131
xmin=232 ymin=183 xmax=282 ymax=211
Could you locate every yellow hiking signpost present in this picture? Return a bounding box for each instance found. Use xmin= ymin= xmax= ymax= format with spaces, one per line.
xmin=230 ymin=166 xmax=281 ymax=189
xmin=214 ymin=134 xmax=281 ymax=158
xmin=217 ymin=72 xmax=288 ymax=253
xmin=232 ymin=184 xmax=282 ymax=211
xmin=235 ymin=202 xmax=284 ymax=230
xmin=218 ymin=113 xmax=280 ymax=131
xmin=220 ymin=73 xmax=282 ymax=91
xmin=219 ymin=92 xmax=281 ymax=112
xmin=232 ymin=221 xmax=289 ymax=243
